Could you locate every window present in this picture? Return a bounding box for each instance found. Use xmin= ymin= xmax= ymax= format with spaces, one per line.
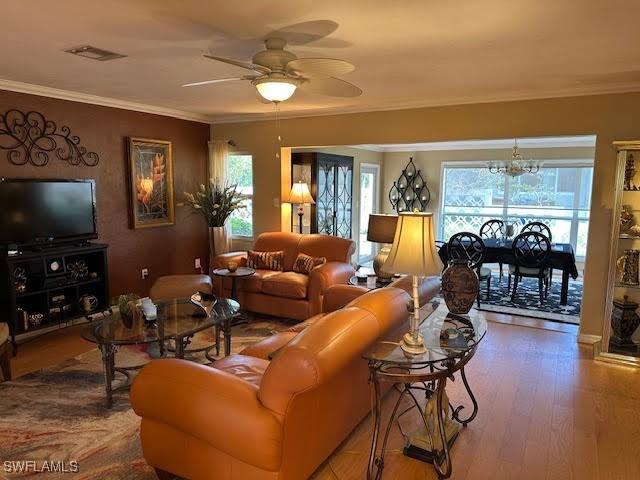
xmin=226 ymin=154 xmax=253 ymax=237
xmin=440 ymin=162 xmax=593 ymax=258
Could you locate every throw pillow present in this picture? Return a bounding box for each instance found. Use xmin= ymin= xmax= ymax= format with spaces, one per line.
xmin=293 ymin=253 xmax=326 ymax=274
xmin=247 ymin=250 xmax=285 ymax=271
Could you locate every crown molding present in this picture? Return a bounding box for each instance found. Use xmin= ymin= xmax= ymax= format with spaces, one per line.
xmin=2 ymin=78 xmax=639 ymax=127
xmin=350 ymin=136 xmax=597 ymax=152
xmin=210 ymin=84 xmax=640 ymax=124
xmin=0 ymin=79 xmax=213 ymax=124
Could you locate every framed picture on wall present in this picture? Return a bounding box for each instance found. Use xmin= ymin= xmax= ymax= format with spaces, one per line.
xmin=127 ymin=137 xmax=175 ymax=229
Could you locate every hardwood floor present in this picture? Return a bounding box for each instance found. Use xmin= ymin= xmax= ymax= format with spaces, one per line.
xmin=9 ymin=314 xmax=640 ymax=480
xmin=311 ymin=317 xmax=640 ymax=480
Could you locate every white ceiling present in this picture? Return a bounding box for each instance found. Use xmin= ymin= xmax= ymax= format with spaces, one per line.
xmin=1 ymin=0 xmax=639 ymax=123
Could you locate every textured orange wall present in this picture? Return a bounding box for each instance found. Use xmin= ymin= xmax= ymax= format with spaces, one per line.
xmin=0 ymin=90 xmax=210 ymax=297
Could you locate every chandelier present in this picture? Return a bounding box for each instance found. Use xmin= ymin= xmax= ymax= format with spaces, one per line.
xmin=488 ymin=139 xmax=543 ymax=177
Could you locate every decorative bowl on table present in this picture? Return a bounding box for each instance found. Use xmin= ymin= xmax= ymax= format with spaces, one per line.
xmin=227 ymin=261 xmax=239 ymax=273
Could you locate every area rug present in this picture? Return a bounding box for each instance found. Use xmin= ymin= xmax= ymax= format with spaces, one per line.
xmin=476 ymin=275 xmax=582 ymax=324
xmin=0 ymin=317 xmax=294 ymax=479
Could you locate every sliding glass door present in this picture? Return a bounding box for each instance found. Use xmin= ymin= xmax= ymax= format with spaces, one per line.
xmin=440 ymin=163 xmax=593 ymax=258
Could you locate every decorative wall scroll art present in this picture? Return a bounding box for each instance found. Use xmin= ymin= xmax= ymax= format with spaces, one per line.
xmin=127 ymin=137 xmax=175 ymax=229
xmin=0 ymin=109 xmax=99 ymax=166
xmin=388 ymin=157 xmax=431 ymax=213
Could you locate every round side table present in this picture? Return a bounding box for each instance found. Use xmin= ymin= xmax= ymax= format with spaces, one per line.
xmin=212 ymin=267 xmax=256 ymax=301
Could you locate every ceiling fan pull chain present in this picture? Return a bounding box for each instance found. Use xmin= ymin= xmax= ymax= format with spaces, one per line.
xmin=274 ymin=101 xmax=281 ymax=160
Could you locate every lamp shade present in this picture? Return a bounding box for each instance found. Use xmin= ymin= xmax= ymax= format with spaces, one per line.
xmin=289 ymin=181 xmax=315 ymax=204
xmin=382 ymin=212 xmax=443 ymax=276
xmin=367 ymin=214 xmax=398 ymax=243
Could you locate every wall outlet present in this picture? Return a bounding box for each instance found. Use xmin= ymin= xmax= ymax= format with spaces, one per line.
xmin=195 ymin=258 xmax=201 ymax=269
xmin=141 ymin=268 xmax=149 ymax=280
xmin=273 ymin=197 xmax=280 ymax=208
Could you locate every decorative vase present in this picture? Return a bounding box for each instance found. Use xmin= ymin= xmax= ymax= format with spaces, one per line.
xmin=208 ymin=226 xmax=230 ymax=260
xmin=441 ymin=259 xmax=479 ymax=314
xmin=611 ymin=296 xmax=640 ymax=346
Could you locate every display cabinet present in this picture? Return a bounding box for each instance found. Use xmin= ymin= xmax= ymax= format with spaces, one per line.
xmin=291 ymin=152 xmax=353 ymax=238
xmin=601 ymin=141 xmax=640 ymax=365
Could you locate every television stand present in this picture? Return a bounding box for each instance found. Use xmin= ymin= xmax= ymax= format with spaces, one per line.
xmin=0 ymin=243 xmax=109 ymax=355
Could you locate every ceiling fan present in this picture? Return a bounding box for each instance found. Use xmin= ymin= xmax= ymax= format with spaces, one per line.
xmin=182 ymin=37 xmax=362 ymax=103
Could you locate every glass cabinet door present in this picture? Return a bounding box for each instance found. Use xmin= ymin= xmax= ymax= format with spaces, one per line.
xmin=317 ymin=162 xmax=336 ymax=235
xmin=601 ymin=142 xmax=640 ymax=366
xmin=335 ymin=164 xmax=353 ymax=238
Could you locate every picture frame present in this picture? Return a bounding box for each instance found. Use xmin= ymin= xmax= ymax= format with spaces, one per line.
xmin=127 ymin=137 xmax=175 ymax=229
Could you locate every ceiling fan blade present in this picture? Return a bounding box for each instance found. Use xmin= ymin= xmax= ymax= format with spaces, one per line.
xmin=301 ymin=77 xmax=362 ymax=98
xmin=287 ymin=58 xmax=355 ymax=78
xmin=182 ymin=77 xmax=250 ymax=87
xmin=267 ymin=20 xmax=339 ymax=46
xmin=203 ymin=53 xmax=271 ymax=75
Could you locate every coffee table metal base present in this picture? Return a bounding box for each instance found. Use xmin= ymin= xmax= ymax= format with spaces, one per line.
xmin=99 ymin=344 xmax=147 ymax=409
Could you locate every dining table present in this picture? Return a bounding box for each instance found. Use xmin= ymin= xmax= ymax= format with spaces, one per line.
xmin=438 ymin=237 xmax=579 ymax=305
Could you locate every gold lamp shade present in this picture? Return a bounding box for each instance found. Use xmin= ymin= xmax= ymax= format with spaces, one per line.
xmin=288 ymin=181 xmax=315 ymax=204
xmin=382 ymin=211 xmax=442 ymax=355
xmin=383 ymin=212 xmax=442 ymax=277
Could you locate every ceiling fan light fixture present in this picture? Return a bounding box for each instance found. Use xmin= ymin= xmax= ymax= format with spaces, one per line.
xmin=253 ymin=77 xmax=298 ymax=102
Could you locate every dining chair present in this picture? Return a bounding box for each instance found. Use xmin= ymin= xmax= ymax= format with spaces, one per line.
xmin=509 ymin=231 xmax=551 ymax=303
xmin=447 ymin=232 xmax=490 ymax=307
xmin=521 ymin=221 xmax=553 ymax=284
xmin=479 ymin=219 xmax=505 ymax=279
xmin=521 ymin=221 xmax=552 ymax=241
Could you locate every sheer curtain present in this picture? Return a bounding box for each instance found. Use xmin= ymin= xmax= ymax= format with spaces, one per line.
xmin=208 ymin=140 xmax=232 ymax=253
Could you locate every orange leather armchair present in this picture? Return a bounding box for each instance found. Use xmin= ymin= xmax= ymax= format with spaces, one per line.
xmin=213 ymin=232 xmax=356 ymax=321
xmin=131 ymin=277 xmax=441 ymax=480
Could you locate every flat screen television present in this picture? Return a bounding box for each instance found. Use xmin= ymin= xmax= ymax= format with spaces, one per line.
xmin=0 ymin=178 xmax=97 ymax=246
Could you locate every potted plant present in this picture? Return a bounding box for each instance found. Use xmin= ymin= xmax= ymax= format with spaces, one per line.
xmin=184 ymin=180 xmax=246 ymax=259
xmin=115 ymin=293 xmax=141 ymax=327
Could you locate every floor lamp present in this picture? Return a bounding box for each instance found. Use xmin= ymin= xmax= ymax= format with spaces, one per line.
xmin=289 ymin=181 xmax=315 ymax=234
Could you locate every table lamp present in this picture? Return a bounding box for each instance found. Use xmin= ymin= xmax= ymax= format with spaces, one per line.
xmin=383 ymin=211 xmax=443 ymax=355
xmin=367 ymin=214 xmax=398 ymax=283
xmin=289 ymin=181 xmax=315 ymax=234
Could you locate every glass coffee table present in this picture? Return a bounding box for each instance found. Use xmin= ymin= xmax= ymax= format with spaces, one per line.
xmin=81 ymin=296 xmax=239 ymax=407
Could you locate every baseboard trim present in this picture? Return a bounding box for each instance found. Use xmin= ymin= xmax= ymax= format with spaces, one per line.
xmin=577 ymin=333 xmax=602 ymax=345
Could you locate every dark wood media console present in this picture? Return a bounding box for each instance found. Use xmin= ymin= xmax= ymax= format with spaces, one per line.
xmin=1 ymin=243 xmax=109 ymax=354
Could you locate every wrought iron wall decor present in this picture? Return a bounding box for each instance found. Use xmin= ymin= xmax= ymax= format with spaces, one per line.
xmin=0 ymin=109 xmax=99 ymax=167
xmin=388 ymin=157 xmax=430 ymax=212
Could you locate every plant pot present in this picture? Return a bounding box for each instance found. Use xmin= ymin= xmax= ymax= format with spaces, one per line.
xmin=441 ymin=259 xmax=479 ymax=314
xmin=209 ymin=226 xmax=230 ymax=265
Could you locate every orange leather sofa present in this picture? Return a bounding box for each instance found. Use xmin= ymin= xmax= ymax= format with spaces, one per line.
xmin=131 ymin=275 xmax=440 ymax=480
xmin=212 ymin=232 xmax=356 ymax=321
